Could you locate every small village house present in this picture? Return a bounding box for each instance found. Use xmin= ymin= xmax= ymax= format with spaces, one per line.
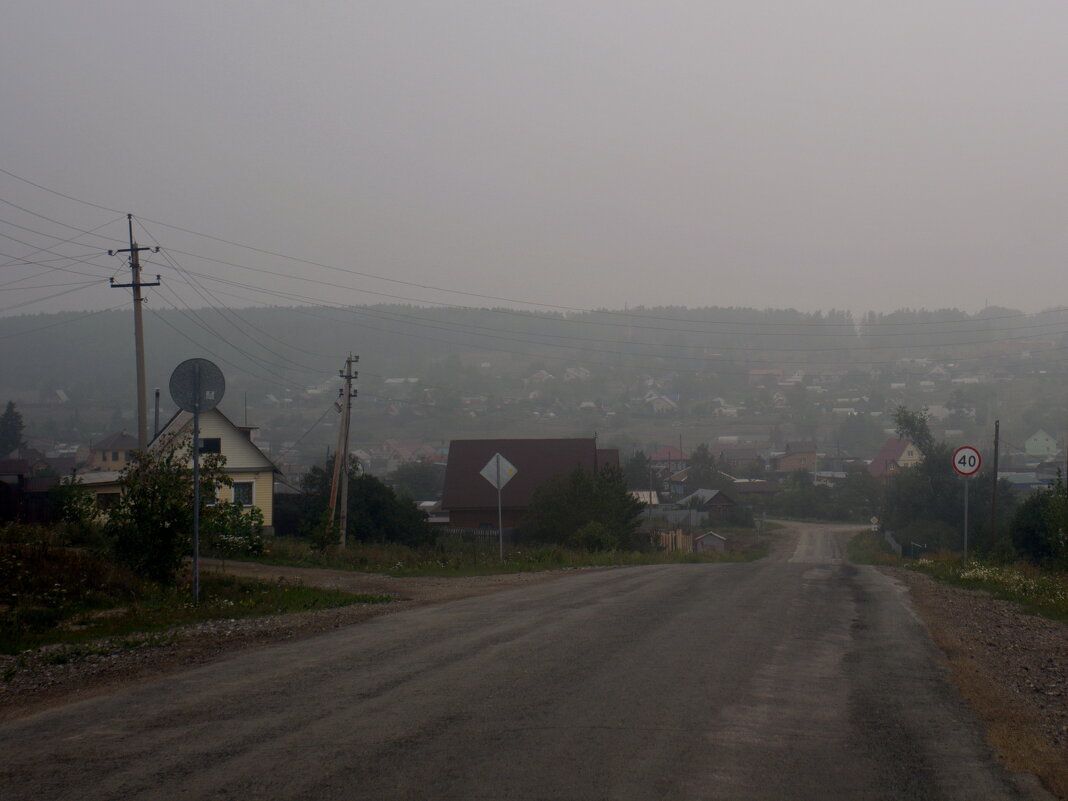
xmin=88 ymin=430 xmax=139 ymax=471
xmin=649 ymin=445 xmax=689 ymax=475
xmin=441 ymin=438 xmax=619 ymax=530
xmin=772 ymin=442 xmax=818 ymax=473
xmin=868 ymin=438 xmax=922 ymax=478
xmin=1024 ymin=430 xmax=1059 ymax=460
xmin=81 ymin=408 xmax=280 ymax=533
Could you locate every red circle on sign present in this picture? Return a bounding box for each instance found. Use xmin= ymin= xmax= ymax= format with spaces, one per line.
xmin=952 ymin=446 xmax=982 ymax=477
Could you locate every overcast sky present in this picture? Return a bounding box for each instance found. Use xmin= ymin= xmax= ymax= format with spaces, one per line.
xmin=3 ymin=1 xmax=1067 ymax=318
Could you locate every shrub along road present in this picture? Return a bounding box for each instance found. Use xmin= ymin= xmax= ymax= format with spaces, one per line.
xmin=0 ymin=524 xmax=1056 ymax=800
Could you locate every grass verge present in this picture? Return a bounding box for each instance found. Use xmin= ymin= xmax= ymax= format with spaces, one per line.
xmin=907 ymin=558 xmax=1068 ymax=624
xmin=846 ymin=530 xmax=901 ymax=566
xmin=1 ymin=542 xmax=391 ymax=654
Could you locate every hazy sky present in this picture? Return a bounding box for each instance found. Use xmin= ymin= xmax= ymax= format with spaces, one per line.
xmin=3 ymin=1 xmax=1067 ymax=317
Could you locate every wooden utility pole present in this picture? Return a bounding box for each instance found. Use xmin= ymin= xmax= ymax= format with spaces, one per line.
xmin=327 ymin=354 xmax=358 ymax=546
xmin=990 ymin=419 xmax=1000 ymax=547
xmin=109 ymin=215 xmax=160 ymax=449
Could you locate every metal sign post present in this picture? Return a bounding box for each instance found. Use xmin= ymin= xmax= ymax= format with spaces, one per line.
xmin=952 ymin=446 xmax=982 ymax=566
xmin=192 ymin=373 xmax=201 ymax=602
xmin=963 ymin=480 xmax=969 ymax=565
xmin=169 ymin=358 xmax=225 ymax=603
xmin=480 ymin=453 xmax=517 ymax=561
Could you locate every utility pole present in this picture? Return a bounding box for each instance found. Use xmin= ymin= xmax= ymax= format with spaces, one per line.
xmin=327 ymin=354 xmax=358 ymax=546
xmin=990 ymin=419 xmax=1000 ymax=547
xmin=110 ymin=214 xmax=160 ymax=449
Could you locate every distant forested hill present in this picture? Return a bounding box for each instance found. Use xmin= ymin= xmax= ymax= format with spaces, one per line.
xmin=0 ymin=302 xmax=1060 ymax=410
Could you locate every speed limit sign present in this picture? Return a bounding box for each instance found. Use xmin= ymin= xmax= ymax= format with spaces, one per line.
xmin=952 ymin=446 xmax=982 ymax=477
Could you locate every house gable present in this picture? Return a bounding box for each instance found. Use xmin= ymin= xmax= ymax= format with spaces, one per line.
xmin=1025 ymin=430 xmax=1058 ymax=458
xmin=441 ymin=438 xmax=618 ymax=528
xmin=152 ymin=408 xmax=278 ymax=527
xmin=868 ymin=438 xmax=920 ymax=478
xmin=155 ymin=409 xmax=275 ymax=473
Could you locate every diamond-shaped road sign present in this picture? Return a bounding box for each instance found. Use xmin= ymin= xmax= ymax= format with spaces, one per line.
xmin=480 ymin=453 xmax=518 ymax=490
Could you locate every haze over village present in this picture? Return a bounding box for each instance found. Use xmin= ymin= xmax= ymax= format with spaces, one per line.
xmin=4 ymin=302 xmax=1068 ymax=521
xmin=3 ymin=3 xmax=1068 ymax=799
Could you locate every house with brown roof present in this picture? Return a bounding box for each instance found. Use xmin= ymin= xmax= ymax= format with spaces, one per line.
xmin=368 ymin=439 xmax=442 ymax=473
xmin=441 ymin=438 xmax=619 ymax=529
xmin=649 ymin=445 xmax=689 ymax=474
xmin=710 ymin=445 xmax=763 ymax=471
xmin=88 ymin=430 xmax=139 ymax=471
xmin=868 ymin=438 xmax=922 ymax=478
xmin=772 ymin=442 xmax=817 ymax=473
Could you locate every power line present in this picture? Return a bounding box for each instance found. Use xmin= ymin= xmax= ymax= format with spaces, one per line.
xmin=0 ymin=228 xmax=117 ymax=277
xmin=152 ymin=283 xmax=320 ymax=384
xmin=0 ymin=282 xmax=101 ymax=313
xmin=3 ymin=167 xmax=1062 ymax=332
xmin=146 ymin=303 xmax=312 ymax=392
xmin=0 ymin=279 xmax=99 ymax=291
xmin=134 ymin=219 xmax=335 ymax=371
xmin=163 ymin=268 xmax=1068 ymax=370
xmin=0 ymin=303 xmax=127 ymax=340
xmin=154 ymin=239 xmax=1068 ymax=342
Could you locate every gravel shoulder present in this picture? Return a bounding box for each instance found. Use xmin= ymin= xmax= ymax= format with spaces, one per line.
xmin=0 ymin=562 xmax=580 ymax=722
xmin=885 ymin=565 xmax=1068 ymax=799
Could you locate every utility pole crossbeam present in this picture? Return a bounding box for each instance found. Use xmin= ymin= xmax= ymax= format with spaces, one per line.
xmin=327 ymin=354 xmax=358 ymax=547
xmin=109 ymin=214 xmax=160 ymax=450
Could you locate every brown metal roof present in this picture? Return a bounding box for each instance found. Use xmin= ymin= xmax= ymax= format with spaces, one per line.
xmin=868 ymin=438 xmax=913 ymax=477
xmin=597 ymin=449 xmax=620 ymax=470
xmin=93 ymin=430 xmax=139 ymax=451
xmin=0 ymin=459 xmax=31 ymax=476
xmin=442 ymin=438 xmax=615 ymax=511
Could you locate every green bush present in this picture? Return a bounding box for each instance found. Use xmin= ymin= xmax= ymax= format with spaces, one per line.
xmin=204 ymin=501 xmax=265 ymax=557
xmin=105 ymin=436 xmax=230 ymax=585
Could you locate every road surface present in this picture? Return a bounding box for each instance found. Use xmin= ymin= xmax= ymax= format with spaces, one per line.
xmin=0 ymin=524 xmax=1050 ymax=800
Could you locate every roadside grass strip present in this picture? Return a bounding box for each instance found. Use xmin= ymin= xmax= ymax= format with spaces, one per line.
xmin=846 ymin=530 xmax=901 ymax=566
xmin=1 ymin=543 xmax=392 ymax=655
xmin=909 ymin=559 xmax=1068 ymax=624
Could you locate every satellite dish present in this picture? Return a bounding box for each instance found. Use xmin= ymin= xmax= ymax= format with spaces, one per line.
xmin=169 ymin=358 xmax=225 ymax=413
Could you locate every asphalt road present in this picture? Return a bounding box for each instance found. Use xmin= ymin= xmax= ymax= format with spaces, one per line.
xmin=0 ymin=525 xmax=1050 ymax=800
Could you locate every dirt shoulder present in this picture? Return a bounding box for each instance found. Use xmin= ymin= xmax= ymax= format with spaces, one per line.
xmin=0 ymin=563 xmax=581 ymax=722
xmin=884 ymin=566 xmax=1068 ymax=799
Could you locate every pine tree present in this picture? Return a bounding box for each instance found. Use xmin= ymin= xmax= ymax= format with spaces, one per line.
xmin=0 ymin=400 xmax=25 ymax=456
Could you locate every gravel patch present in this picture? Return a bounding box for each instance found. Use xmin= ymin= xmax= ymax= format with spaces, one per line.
xmin=887 ymin=566 xmax=1068 ymax=799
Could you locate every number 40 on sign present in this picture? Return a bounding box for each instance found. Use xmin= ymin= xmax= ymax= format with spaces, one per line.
xmin=952 ymin=445 xmax=982 ymax=477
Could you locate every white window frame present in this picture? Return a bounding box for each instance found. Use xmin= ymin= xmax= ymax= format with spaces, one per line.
xmin=232 ymin=480 xmax=254 ymax=508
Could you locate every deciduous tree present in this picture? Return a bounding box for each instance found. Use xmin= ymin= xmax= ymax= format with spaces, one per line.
xmin=522 ymin=466 xmax=646 ymax=550
xmin=302 ymin=456 xmax=432 ymax=547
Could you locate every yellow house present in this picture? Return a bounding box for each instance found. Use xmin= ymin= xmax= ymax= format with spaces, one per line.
xmin=868 ymin=438 xmax=922 ymax=478
xmin=89 ymin=430 xmax=139 ymax=471
xmin=155 ymin=408 xmax=279 ymax=530
xmin=81 ymin=408 xmax=279 ymax=532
